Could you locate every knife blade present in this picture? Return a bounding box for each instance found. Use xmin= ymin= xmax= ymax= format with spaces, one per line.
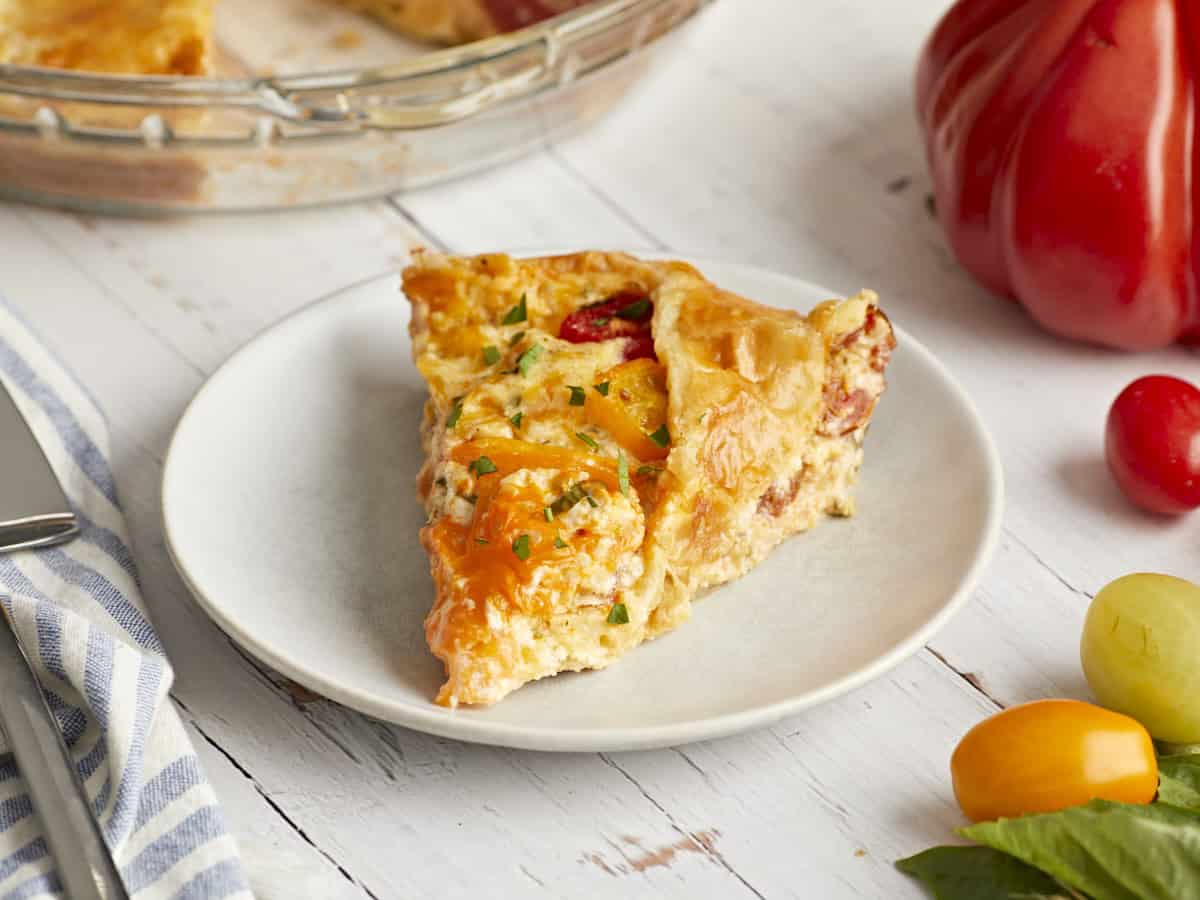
xmin=0 ymin=381 xmax=77 ymax=552
xmin=0 ymin=610 xmax=130 ymax=900
xmin=0 ymin=379 xmax=127 ymax=898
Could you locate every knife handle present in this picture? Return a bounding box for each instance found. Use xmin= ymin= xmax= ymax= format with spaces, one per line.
xmin=0 ymin=657 xmax=129 ymax=900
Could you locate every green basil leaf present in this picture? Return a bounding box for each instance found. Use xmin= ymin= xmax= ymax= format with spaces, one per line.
xmin=446 ymin=400 xmax=463 ymax=429
xmin=468 ymin=456 xmax=497 ymax=477
xmin=553 ymin=535 xmax=568 ymax=549
xmin=962 ymin=800 xmax=1200 ymax=900
xmin=896 ymin=846 xmax=1073 ymax=900
xmin=511 ymin=534 xmax=531 ymax=561
xmin=567 ymin=385 xmax=586 ymax=406
xmin=509 ymin=412 xmax=524 ymax=429
xmin=550 ymin=483 xmax=588 ymax=516
xmin=1159 ymin=755 xmax=1200 ymax=813
xmin=518 ymin=343 xmax=543 ymax=376
xmin=615 ymin=298 xmax=651 ymax=320
xmin=594 ymin=382 xmax=610 ymax=396
xmin=508 ymin=330 xmax=526 ymax=347
xmin=482 ymin=345 xmax=501 ymax=365
xmin=648 ymin=424 xmax=670 ymax=448
xmin=502 ymin=294 xmax=527 ymax=325
xmin=576 ymin=431 xmax=599 ymax=451
xmin=606 ymin=603 xmax=629 ymax=625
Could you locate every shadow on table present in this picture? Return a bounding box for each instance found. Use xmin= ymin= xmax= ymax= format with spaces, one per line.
xmin=1055 ymin=454 xmax=1185 ymax=533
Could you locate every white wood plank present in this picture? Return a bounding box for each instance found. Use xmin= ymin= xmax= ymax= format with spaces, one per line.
xmin=19 ymin=202 xmax=422 ymax=377
xmin=398 ymin=150 xmax=662 ymax=255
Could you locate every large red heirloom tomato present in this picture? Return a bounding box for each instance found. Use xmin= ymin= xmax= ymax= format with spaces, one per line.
xmin=917 ymin=0 xmax=1200 ymax=350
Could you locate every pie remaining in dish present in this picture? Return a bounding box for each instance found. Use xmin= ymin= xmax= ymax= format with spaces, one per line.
xmin=403 ymin=251 xmax=896 ymax=707
xmin=0 ymin=0 xmax=214 ymax=75
xmin=334 ymin=0 xmax=592 ymax=45
xmin=0 ymin=0 xmax=592 ymax=76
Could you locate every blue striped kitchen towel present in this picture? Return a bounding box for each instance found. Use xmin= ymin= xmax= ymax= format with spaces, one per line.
xmin=0 ymin=298 xmax=251 ymax=900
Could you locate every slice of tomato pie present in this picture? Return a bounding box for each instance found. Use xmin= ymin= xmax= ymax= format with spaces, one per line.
xmin=404 ymin=251 xmax=895 ymax=707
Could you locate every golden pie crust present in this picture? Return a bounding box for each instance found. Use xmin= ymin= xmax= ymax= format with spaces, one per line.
xmin=404 ymin=251 xmax=896 ymax=707
xmin=0 ymin=0 xmax=214 ymax=75
xmin=333 ymin=0 xmax=592 ymax=44
xmin=0 ymin=0 xmax=591 ymax=77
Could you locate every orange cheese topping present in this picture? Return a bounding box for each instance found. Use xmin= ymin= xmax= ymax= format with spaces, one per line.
xmin=448 ymin=437 xmax=619 ymax=491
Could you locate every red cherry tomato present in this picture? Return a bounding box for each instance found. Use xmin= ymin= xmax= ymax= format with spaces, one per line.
xmin=1105 ymin=375 xmax=1200 ymax=515
xmin=559 ymin=292 xmax=656 ymax=361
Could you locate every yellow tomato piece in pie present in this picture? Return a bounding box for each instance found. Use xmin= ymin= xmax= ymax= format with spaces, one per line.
xmin=0 ymin=0 xmax=214 ymax=75
xmin=404 ymin=251 xmax=896 ymax=707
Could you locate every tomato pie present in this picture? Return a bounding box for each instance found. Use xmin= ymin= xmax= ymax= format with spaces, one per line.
xmin=0 ymin=0 xmax=214 ymax=74
xmin=404 ymin=251 xmax=896 ymax=707
xmin=0 ymin=1 xmax=593 ymax=77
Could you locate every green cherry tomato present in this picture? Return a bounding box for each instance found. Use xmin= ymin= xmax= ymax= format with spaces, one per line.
xmin=1081 ymin=573 xmax=1200 ymax=744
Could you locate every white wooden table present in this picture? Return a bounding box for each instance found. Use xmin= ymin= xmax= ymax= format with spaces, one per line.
xmin=2 ymin=2 xmax=1197 ymax=896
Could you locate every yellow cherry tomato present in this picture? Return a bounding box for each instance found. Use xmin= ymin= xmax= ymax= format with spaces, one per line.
xmin=1081 ymin=573 xmax=1200 ymax=744
xmin=950 ymin=699 xmax=1157 ymax=823
xmin=585 ymin=359 xmax=670 ymax=462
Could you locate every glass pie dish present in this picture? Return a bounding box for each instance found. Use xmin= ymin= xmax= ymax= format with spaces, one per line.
xmin=0 ymin=0 xmax=711 ymax=214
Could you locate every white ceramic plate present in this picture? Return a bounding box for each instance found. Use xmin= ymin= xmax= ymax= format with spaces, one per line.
xmin=162 ymin=260 xmax=1003 ymax=752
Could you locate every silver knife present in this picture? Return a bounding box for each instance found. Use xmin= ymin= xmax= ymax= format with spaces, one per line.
xmin=0 ymin=380 xmax=129 ymax=900
xmin=0 ymin=383 xmax=78 ymax=552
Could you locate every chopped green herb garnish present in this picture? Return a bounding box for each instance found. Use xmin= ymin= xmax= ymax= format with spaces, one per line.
xmin=648 ymin=424 xmax=671 ymax=448
xmin=469 ymin=456 xmax=498 ymax=477
xmin=502 ymin=294 xmax=527 ymax=325
xmin=585 ymin=494 xmax=599 ymax=508
xmin=446 ymin=400 xmax=464 ymax=429
xmin=508 ymin=330 xmax=526 ymax=347
xmin=517 ymin=343 xmax=543 ymax=376
xmin=567 ymin=385 xmax=586 ymax=406
xmin=593 ymin=317 xmax=611 ymax=327
xmin=512 ymin=534 xmax=531 ymax=561
xmin=550 ymin=483 xmax=589 ymax=516
xmin=474 ymin=537 xmax=489 ymax=545
xmin=554 ymin=535 xmax=568 ymax=549
xmin=510 ymin=412 xmax=524 ymax=429
xmin=576 ymin=431 xmax=599 ymax=451
xmin=615 ymin=298 xmax=651 ymax=320
xmin=606 ymin=603 xmax=629 ymax=625
xmin=593 ymin=382 xmax=610 ymax=397
xmin=636 ymin=464 xmax=663 ymax=477
xmin=617 ymin=451 xmax=630 ymax=497
xmin=543 ymin=507 xmax=554 ymax=522
xmin=482 ymin=345 xmax=501 ymax=365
